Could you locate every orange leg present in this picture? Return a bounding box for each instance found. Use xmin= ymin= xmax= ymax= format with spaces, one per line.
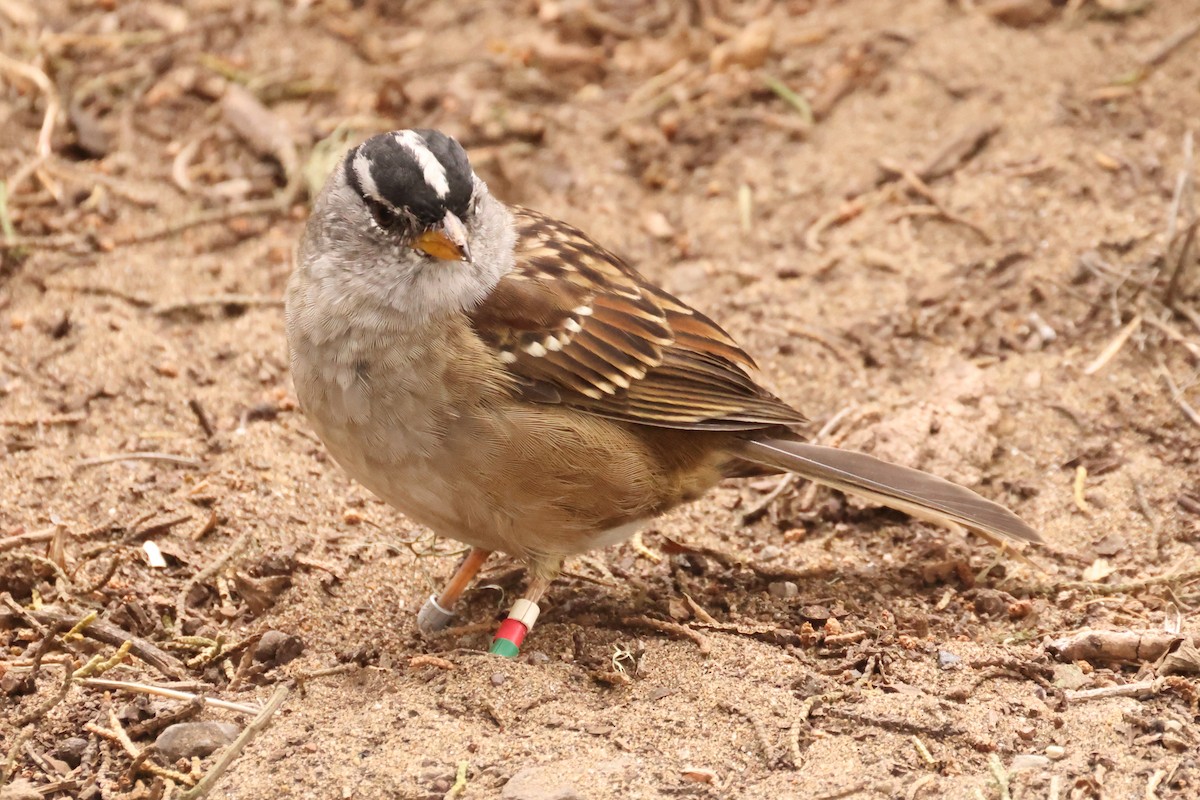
xmin=416 ymin=547 xmax=491 ymax=633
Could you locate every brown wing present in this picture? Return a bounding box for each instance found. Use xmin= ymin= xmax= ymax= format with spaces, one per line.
xmin=468 ymin=208 xmax=806 ymax=431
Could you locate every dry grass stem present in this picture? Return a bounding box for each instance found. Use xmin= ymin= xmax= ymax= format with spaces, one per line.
xmin=81 ymin=677 xmax=262 ymax=715
xmin=1083 ymin=314 xmax=1143 ymax=375
xmin=174 ymin=532 xmax=252 ymax=626
xmin=1064 ymin=678 xmax=1163 ymax=702
xmin=622 ymin=615 xmax=711 ymax=655
xmin=0 ymin=50 xmax=60 ymax=187
xmin=1158 ymin=366 xmax=1200 ymax=429
xmin=443 ymin=761 xmax=469 ymax=800
xmin=76 ymin=452 xmax=203 ymax=470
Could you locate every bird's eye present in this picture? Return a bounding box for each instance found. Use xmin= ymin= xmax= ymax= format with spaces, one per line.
xmin=364 ymin=198 xmax=393 ymax=227
xmin=364 ymin=198 xmax=414 ymax=237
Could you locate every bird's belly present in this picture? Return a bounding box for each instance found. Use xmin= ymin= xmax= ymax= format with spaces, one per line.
xmin=302 ymin=392 xmax=720 ymax=559
xmin=310 ymin=416 xmax=466 ymax=534
xmin=290 ymin=327 xmax=727 ymax=558
xmin=297 ymin=374 xmax=486 ymax=545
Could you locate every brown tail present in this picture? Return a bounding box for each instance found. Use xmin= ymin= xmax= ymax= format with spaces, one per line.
xmin=737 ymin=438 xmax=1041 ymax=545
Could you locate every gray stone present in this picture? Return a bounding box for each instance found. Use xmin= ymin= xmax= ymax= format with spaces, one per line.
xmin=768 ymin=581 xmax=799 ymax=599
xmin=53 ymin=736 xmax=88 ymax=768
xmin=758 ymin=545 xmax=784 ymax=562
xmin=501 ymin=765 xmax=584 ymax=800
xmin=937 ymin=650 xmax=961 ymax=669
xmin=0 ymin=780 xmax=41 ymax=800
xmin=155 ymin=721 xmax=240 ymax=762
xmin=254 ymin=630 xmax=304 ymax=667
xmin=1051 ymin=663 xmax=1089 ymax=691
xmin=1010 ymin=754 xmax=1050 ymax=772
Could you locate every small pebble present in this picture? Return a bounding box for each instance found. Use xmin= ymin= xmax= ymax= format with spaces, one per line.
xmin=1010 ymin=754 xmax=1050 ymax=772
xmin=0 ymin=779 xmax=41 ymax=800
xmin=501 ymin=764 xmax=583 ymax=800
xmin=768 ymin=581 xmax=799 ymax=599
xmin=973 ymin=589 xmax=1009 ymax=618
xmin=156 ymin=721 xmax=240 ymax=762
xmin=1051 ymin=663 xmax=1089 ymax=691
xmin=799 ymin=605 xmax=831 ymax=622
xmin=0 ymin=671 xmax=35 ymax=696
xmin=255 ymin=630 xmax=305 ymax=667
xmin=1045 ymin=744 xmax=1066 ymax=760
xmin=490 ymin=672 xmax=507 ymax=687
xmin=642 ymin=210 xmax=674 ymax=240
xmin=937 ymin=650 xmax=962 ymax=670
xmin=758 ymin=545 xmax=783 ymax=562
xmin=680 ymin=767 xmax=717 ymax=784
xmin=53 ymin=737 xmax=88 ymax=768
xmin=1162 ymin=733 xmax=1189 ymax=753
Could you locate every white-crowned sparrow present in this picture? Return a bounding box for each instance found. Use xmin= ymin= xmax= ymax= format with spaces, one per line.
xmin=286 ymin=129 xmax=1039 ymax=657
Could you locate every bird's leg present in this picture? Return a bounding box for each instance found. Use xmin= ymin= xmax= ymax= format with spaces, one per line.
xmin=488 ymin=557 xmax=562 ymax=658
xmin=417 ymin=547 xmax=491 ymax=633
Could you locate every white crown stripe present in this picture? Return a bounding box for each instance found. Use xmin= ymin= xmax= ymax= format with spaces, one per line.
xmin=394 ymin=131 xmax=450 ymax=199
xmin=353 ymin=150 xmax=389 ymax=207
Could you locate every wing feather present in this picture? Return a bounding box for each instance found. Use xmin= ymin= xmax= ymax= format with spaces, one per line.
xmin=468 ymin=208 xmax=805 ymax=431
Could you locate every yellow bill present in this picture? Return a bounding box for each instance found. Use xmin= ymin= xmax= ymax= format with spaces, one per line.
xmin=413 ymin=211 xmax=471 ymax=262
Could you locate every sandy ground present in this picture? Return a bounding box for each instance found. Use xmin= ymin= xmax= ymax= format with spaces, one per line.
xmin=3 ymin=0 xmax=1200 ymax=798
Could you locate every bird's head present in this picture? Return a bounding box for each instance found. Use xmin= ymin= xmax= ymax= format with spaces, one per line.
xmin=344 ymin=129 xmax=476 ymax=263
xmin=300 ymin=129 xmax=514 ymax=323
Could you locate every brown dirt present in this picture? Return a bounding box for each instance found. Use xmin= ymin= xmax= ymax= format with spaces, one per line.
xmin=3 ymin=1 xmax=1200 ymax=798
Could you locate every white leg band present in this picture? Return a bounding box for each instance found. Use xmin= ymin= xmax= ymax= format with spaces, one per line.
xmin=508 ymin=599 xmax=540 ymax=629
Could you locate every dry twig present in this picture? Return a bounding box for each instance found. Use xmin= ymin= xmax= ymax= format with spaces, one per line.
xmin=718 ymin=701 xmax=776 ymax=767
xmin=174 ymin=532 xmax=252 ymax=626
xmin=76 ymin=451 xmax=203 ymax=470
xmin=1140 ymin=18 xmax=1200 ymax=69
xmin=82 ymin=678 xmax=261 ymax=715
xmin=14 ymin=660 xmax=73 ymax=726
xmin=0 ymin=50 xmax=60 ymax=191
xmin=85 ymin=704 xmax=195 ymax=786
xmin=0 ymin=606 xmax=186 ymax=679
xmin=1043 ymin=565 xmax=1200 ymax=597
xmin=0 ymin=411 xmax=88 ymax=428
xmin=1064 ymin=678 xmax=1163 ymax=703
xmin=0 ymin=526 xmax=61 ymax=553
xmin=1047 ymin=629 xmax=1197 ymax=666
xmin=622 ymin=615 xmax=710 ymax=655
xmin=1083 ymin=314 xmax=1143 ymax=375
xmin=1158 ymin=367 xmax=1200 ymax=429
xmin=1163 ymin=131 xmax=1196 ymax=308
